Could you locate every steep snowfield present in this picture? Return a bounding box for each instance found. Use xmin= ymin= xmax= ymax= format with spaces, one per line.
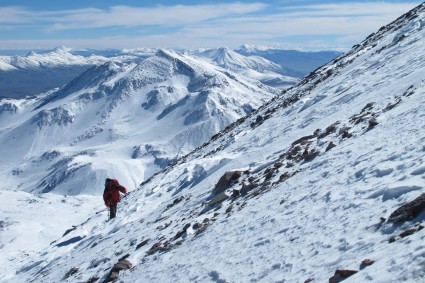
xmin=3 ymin=3 xmax=425 ymax=282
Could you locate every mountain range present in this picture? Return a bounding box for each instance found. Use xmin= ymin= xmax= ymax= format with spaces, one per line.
xmin=1 ymin=2 xmax=425 ymax=282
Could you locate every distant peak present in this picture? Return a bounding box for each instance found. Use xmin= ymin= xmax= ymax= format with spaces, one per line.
xmin=52 ymin=46 xmax=72 ymax=53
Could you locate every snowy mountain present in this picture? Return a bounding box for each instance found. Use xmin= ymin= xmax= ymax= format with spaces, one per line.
xmin=191 ymin=47 xmax=300 ymax=88
xmin=0 ymin=49 xmax=278 ymax=197
xmin=0 ymin=47 xmax=138 ymax=99
xmin=4 ymin=3 xmax=425 ymax=282
xmin=237 ymin=45 xmax=341 ymax=76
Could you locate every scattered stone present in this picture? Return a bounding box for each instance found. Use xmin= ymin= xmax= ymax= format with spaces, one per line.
xmin=193 ymin=222 xmax=201 ymax=229
xmin=280 ymin=199 xmax=285 ymax=205
xmin=286 ymin=162 xmax=295 ymax=168
xmin=135 ymin=239 xmax=149 ymax=250
xmin=400 ymin=225 xmax=424 ymax=238
xmin=240 ymin=181 xmax=257 ymax=196
xmin=166 ymin=196 xmax=185 ymax=210
xmin=231 ymin=189 xmax=240 ymax=198
xmin=340 ymin=128 xmax=352 ymax=139
xmin=303 ymin=149 xmax=320 ymax=162
xmin=279 ymin=172 xmax=291 ymax=182
xmin=225 ymin=205 xmax=233 ymax=214
xmin=314 ymin=128 xmax=322 ymax=136
xmin=194 ymin=224 xmax=209 ymax=237
xmin=361 ymin=102 xmax=375 ymax=112
xmin=329 ymin=270 xmax=358 ymax=283
xmin=63 ymin=267 xmax=79 ymax=280
xmin=274 ymin=161 xmax=283 ymax=168
xmin=265 ymin=169 xmax=275 ymax=180
xmin=387 ymin=193 xmax=425 ymax=224
xmin=368 ymin=118 xmax=379 ymax=128
xmin=383 ymin=97 xmax=402 ymax=112
xmin=62 ymin=225 xmax=77 ymax=237
xmin=292 ymin=134 xmax=316 ymax=146
xmin=325 ymin=141 xmax=337 ymax=152
xmin=360 ymin=259 xmax=375 ymax=269
xmin=214 ymin=171 xmax=242 ymax=194
xmin=85 ymin=276 xmax=100 ymax=283
xmin=173 ymin=224 xmax=191 ymax=240
xmin=304 ymin=279 xmax=314 ymax=283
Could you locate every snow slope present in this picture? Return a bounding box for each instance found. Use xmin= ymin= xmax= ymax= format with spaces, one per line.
xmin=5 ymin=3 xmax=425 ymax=283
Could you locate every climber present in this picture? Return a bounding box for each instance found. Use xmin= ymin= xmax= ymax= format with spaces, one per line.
xmin=103 ymin=178 xmax=127 ymax=220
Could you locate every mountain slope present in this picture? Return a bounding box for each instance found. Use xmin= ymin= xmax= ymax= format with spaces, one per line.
xmin=0 ymin=49 xmax=278 ymax=197
xmin=192 ymin=47 xmax=300 ymax=88
xmin=6 ymin=3 xmax=425 ymax=282
xmin=237 ymin=45 xmax=341 ymax=76
xmin=0 ymin=47 xmax=108 ymax=99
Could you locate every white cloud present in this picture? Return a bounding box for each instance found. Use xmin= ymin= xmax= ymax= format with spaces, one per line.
xmin=29 ymin=3 xmax=267 ymax=31
xmin=0 ymin=1 xmax=421 ymax=50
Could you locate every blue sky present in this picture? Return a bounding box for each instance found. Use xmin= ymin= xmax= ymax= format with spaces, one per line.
xmin=0 ymin=0 xmax=422 ymax=51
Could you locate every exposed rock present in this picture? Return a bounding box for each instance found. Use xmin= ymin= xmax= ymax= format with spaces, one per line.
xmin=319 ymin=122 xmax=340 ymax=138
xmin=325 ymin=141 xmax=337 ymax=152
xmin=62 ymin=225 xmax=77 ymax=237
xmin=368 ymin=118 xmax=379 ymax=128
xmin=174 ymin=223 xmax=191 ymax=240
xmin=146 ymin=241 xmax=176 ymax=255
xmin=291 ymin=134 xmax=316 ymax=146
xmin=165 ymin=196 xmax=185 ymax=210
xmin=231 ymin=189 xmax=240 ymax=198
xmin=279 ymin=172 xmax=291 ymax=182
xmin=387 ymin=193 xmax=425 ymax=224
xmin=135 ymin=239 xmax=149 ymax=250
xmin=240 ymin=181 xmax=257 ymax=196
xmin=400 ymin=225 xmax=424 ymax=238
xmin=85 ymin=276 xmax=100 ymax=283
xmin=329 ymin=270 xmax=358 ymax=283
xmin=391 ymin=225 xmax=425 ymax=242
xmin=214 ymin=171 xmax=242 ymax=194
xmin=360 ymin=259 xmax=375 ymax=269
xmin=63 ymin=267 xmax=79 ymax=280
xmin=361 ymin=102 xmax=375 ymax=112
xmin=303 ymin=149 xmax=320 ymax=162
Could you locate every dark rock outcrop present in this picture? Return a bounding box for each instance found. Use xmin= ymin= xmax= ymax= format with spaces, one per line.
xmin=214 ymin=171 xmax=242 ymax=194
xmin=329 ymin=269 xmax=358 ymax=283
xmin=387 ymin=193 xmax=425 ymax=224
xmin=103 ymin=258 xmax=132 ymax=283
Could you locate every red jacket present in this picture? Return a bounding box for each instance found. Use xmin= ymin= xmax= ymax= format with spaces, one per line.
xmin=103 ymin=179 xmax=127 ymax=207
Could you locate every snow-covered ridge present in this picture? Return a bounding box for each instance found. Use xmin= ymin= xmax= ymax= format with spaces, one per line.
xmin=6 ymin=3 xmax=425 ymax=283
xmin=0 ymin=46 xmax=107 ymax=70
xmin=190 ymin=47 xmax=300 ymax=88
